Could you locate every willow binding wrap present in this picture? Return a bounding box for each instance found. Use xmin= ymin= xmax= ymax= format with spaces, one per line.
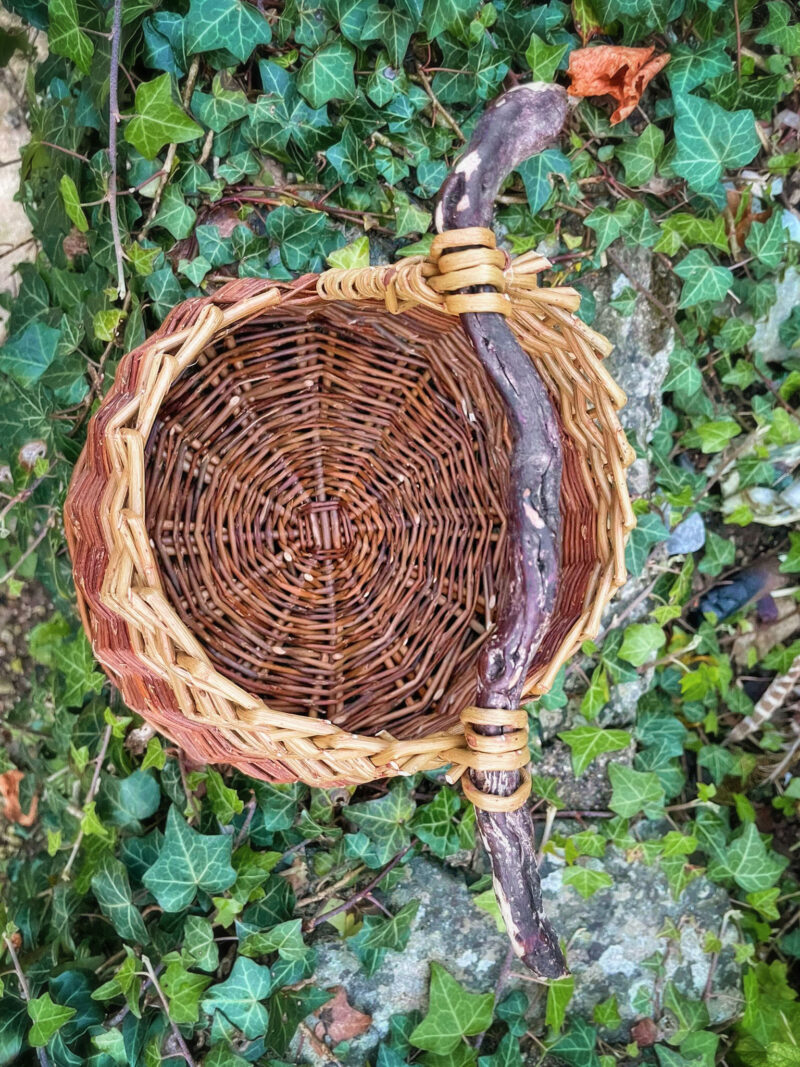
xmin=65 ymin=83 xmax=635 ymax=978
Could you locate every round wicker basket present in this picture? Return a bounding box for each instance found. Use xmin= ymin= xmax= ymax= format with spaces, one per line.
xmin=64 ymin=83 xmax=635 ymax=976
xmin=65 ymin=247 xmax=633 ymax=785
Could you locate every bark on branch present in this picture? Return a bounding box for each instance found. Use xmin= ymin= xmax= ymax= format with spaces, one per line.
xmin=436 ymin=83 xmax=568 ymax=979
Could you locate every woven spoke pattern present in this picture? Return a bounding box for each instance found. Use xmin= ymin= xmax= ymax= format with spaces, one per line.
xmin=143 ymin=300 xmax=511 ymax=738
xmin=65 ymin=242 xmax=635 ymax=788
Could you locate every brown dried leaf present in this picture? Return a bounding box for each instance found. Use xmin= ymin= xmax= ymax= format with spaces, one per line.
xmin=725 ymin=189 xmax=770 ymax=256
xmin=313 ymin=987 xmax=372 ymax=1045
xmin=567 ymin=45 xmax=670 ymax=124
xmin=62 ymin=228 xmax=89 ymax=261
xmin=0 ymin=770 xmax=38 ymax=827
xmin=631 ymin=1017 xmax=660 ymax=1047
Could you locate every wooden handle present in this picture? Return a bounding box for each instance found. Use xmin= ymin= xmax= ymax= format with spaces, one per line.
xmin=436 ymin=84 xmax=568 ymax=978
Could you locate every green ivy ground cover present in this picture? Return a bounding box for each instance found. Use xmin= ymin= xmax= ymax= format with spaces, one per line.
xmin=1 ymin=0 xmax=800 ymax=1064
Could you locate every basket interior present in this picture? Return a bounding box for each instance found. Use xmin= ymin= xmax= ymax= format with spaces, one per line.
xmin=143 ymin=301 xmax=519 ymax=738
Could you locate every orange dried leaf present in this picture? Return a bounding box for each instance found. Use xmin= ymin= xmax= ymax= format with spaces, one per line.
xmin=567 ymin=45 xmax=670 ymax=124
xmin=313 ymin=987 xmax=372 ymax=1045
xmin=0 ymin=770 xmax=38 ymax=827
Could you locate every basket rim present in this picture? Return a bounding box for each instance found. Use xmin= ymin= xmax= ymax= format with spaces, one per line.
xmin=64 ymin=244 xmax=636 ymax=787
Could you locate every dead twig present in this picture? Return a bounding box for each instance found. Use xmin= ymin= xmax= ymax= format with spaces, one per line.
xmin=304 ymin=842 xmax=414 ymax=932
xmin=0 ymin=514 xmax=56 ymax=587
xmin=139 ymin=58 xmax=201 ymax=239
xmin=2 ymin=935 xmax=51 ymax=1067
xmin=414 ymin=66 xmax=466 ymax=142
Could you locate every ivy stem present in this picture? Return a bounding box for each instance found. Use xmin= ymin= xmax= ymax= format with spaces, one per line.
xmin=62 ymin=723 xmax=113 ymax=880
xmin=142 ymin=956 xmax=197 ymax=1067
xmin=108 ymin=0 xmax=126 ymax=299
xmin=2 ymin=935 xmax=51 ymax=1067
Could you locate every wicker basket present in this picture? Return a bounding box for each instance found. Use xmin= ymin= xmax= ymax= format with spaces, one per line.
xmin=65 ymin=84 xmax=635 ymax=975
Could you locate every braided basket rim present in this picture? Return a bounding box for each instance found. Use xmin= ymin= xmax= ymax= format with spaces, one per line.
xmin=64 ymin=243 xmax=636 ymax=788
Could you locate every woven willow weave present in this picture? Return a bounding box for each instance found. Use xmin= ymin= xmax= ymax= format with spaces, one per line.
xmin=65 ymin=232 xmax=635 ymax=789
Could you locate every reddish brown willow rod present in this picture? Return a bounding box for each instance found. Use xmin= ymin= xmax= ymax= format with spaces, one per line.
xmin=436 ymin=84 xmax=569 ymax=979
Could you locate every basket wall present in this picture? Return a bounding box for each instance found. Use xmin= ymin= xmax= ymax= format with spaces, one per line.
xmin=65 ymin=267 xmax=635 ymax=787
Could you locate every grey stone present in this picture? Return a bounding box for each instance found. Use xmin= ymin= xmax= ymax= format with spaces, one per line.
xmin=750 ymin=265 xmax=800 ymax=364
xmin=533 ymin=738 xmax=634 ymax=810
xmin=539 ymin=847 xmax=741 ymax=1036
xmin=585 ymin=246 xmax=678 ymax=454
xmin=666 ymin=511 xmax=706 ymax=555
xmin=301 ymin=851 xmax=741 ymax=1064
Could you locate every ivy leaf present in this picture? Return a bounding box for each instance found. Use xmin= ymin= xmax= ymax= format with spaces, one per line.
xmin=667 ymin=39 xmax=731 ymax=95
xmin=184 ymin=0 xmax=272 ymax=62
xmin=161 ymin=962 xmax=212 ymax=1025
xmin=674 ymin=249 xmax=733 ymax=308
xmin=48 ymin=0 xmax=93 ymax=74
xmin=297 ymin=39 xmax=357 ymax=108
xmin=265 ymin=205 xmax=329 ymax=271
xmin=525 ymin=33 xmax=568 ymax=81
xmin=755 ymin=1 xmax=800 ymax=55
xmin=517 ymin=149 xmax=572 ymax=213
xmin=154 ymin=185 xmax=197 ymax=239
xmin=615 ymin=124 xmax=664 ymax=186
xmin=0 ymin=322 xmax=61 ymax=386
xmin=183 ymin=915 xmax=220 ymax=972
xmin=617 ymin=623 xmax=666 ymax=666
xmin=562 ymin=865 xmax=614 ymax=899
xmin=746 ymin=213 xmax=786 ymax=269
xmin=391 ymin=190 xmax=432 ymax=236
xmin=350 ymin=900 xmax=420 ymax=974
xmin=327 ymin=236 xmax=370 ymax=269
xmin=478 ymin=1032 xmax=523 ymax=1067
xmin=142 ymin=805 xmax=236 ymax=912
xmin=59 ymin=174 xmax=88 ymax=232
xmin=683 ymin=419 xmax=741 ymax=454
xmin=240 ymin=918 xmax=307 ymax=961
xmin=52 ymin=631 xmax=105 ymax=707
xmin=409 ymin=963 xmax=494 ymax=1054
xmin=662 ymin=983 xmax=710 ymax=1044
xmin=664 ymin=346 xmax=702 ymax=395
xmin=411 ymin=787 xmax=462 ymax=858
xmin=348 ymin=786 xmax=415 ymax=866
xmin=672 ymin=92 xmax=760 ymax=194
xmin=549 ymin=1017 xmax=599 ymax=1067
xmin=423 ymin=0 xmax=481 ymax=39
xmin=608 ymin=763 xmax=665 ymax=818
xmin=361 ymin=5 xmax=415 ymax=67
xmin=91 ymin=856 xmax=150 ymax=943
xmin=326 ymin=124 xmax=374 ymax=182
xmin=780 ymin=532 xmax=800 ymax=573
xmin=698 ymin=530 xmax=735 ymax=576
xmin=195 ymin=224 xmax=235 ymax=268
xmin=707 ymin=823 xmax=788 ymax=892
xmin=191 ymin=75 xmax=250 ymax=131
xmin=593 ymin=994 xmax=621 ymax=1029
xmin=125 ymin=74 xmax=203 ymax=160
xmin=545 ymin=975 xmax=575 ymax=1031
xmin=697 ymin=745 xmax=735 ymax=783
xmin=27 ymin=993 xmax=76 ymax=1048
xmin=201 ymin=957 xmax=272 ymax=1039
xmin=558 ymin=727 xmax=631 ymax=777
xmin=654 ymin=213 xmax=729 ymax=254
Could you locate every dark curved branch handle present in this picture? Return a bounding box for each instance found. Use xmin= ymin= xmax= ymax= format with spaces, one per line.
xmin=436 ymin=84 xmax=568 ymax=978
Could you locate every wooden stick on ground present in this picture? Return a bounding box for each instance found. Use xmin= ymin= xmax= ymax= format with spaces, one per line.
xmin=436 ymin=83 xmax=569 ymax=979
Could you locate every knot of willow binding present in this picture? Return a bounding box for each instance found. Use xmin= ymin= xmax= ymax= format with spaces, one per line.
xmin=64 ymin=247 xmax=635 ymax=790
